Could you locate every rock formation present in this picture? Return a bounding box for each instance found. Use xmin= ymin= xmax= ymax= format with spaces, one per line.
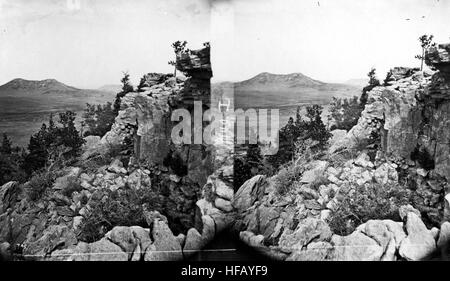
xmin=0 ymin=44 xmax=235 ymax=261
xmin=232 ymin=43 xmax=450 ymax=261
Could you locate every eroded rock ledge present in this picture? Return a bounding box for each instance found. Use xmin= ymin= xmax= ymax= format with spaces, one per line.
xmin=232 ymin=43 xmax=450 ymax=261
xmin=0 ymin=45 xmax=234 ymax=261
xmin=233 ymin=173 xmax=449 ymax=261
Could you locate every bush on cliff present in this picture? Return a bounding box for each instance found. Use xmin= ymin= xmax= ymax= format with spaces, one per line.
xmin=268 ymin=105 xmax=331 ymax=169
xmin=273 ymin=164 xmax=303 ymax=196
xmin=23 ymin=112 xmax=85 ymax=176
xmin=234 ymin=144 xmax=274 ymax=190
xmin=25 ymin=170 xmax=57 ymax=201
xmin=78 ymin=188 xmax=147 ymax=242
xmin=82 ymin=102 xmax=116 ymax=137
xmin=329 ymin=96 xmax=362 ymax=131
xmin=360 ymin=68 xmax=380 ymax=107
xmin=113 ymin=72 xmax=134 ymax=115
xmin=78 ymin=185 xmax=167 ymax=243
xmin=330 ymin=68 xmax=381 ymax=132
xmin=328 ymin=182 xmax=411 ymax=235
xmin=0 ymin=133 xmax=27 ymax=185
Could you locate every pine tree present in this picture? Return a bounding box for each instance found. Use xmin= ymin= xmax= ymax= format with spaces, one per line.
xmin=168 ymin=40 xmax=188 ymax=76
xmin=114 ymin=72 xmax=134 ymax=114
xmin=56 ymin=111 xmax=85 ymax=157
xmin=304 ymin=105 xmax=331 ymax=147
xmin=415 ymin=34 xmax=435 ymax=71
xmin=1 ymin=133 xmax=12 ymax=155
xmin=24 ymin=123 xmax=49 ymax=175
xmin=23 ymin=111 xmax=84 ymax=175
xmin=83 ymin=102 xmax=115 ymax=137
xmin=360 ymin=68 xmax=380 ymax=107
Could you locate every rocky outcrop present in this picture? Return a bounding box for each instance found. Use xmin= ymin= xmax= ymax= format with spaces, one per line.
xmin=332 ymin=44 xmax=450 ymax=181
xmin=45 ymin=215 xmax=222 ymax=261
xmin=0 ymin=45 xmax=226 ymax=261
xmin=398 ymin=212 xmax=436 ymax=260
xmin=91 ymin=46 xmax=213 ymax=189
xmin=330 ymin=70 xmax=431 ymax=158
xmin=233 ymin=174 xmax=440 ymax=261
xmin=0 ymin=181 xmax=20 ymax=214
xmin=426 ymin=43 xmax=450 ymax=74
xmin=326 ymin=44 xmax=450 ymax=225
xmin=231 ymin=44 xmax=450 ymax=261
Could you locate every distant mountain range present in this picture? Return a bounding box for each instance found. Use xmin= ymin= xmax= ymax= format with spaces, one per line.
xmin=0 ymin=78 xmax=117 ymax=98
xmin=0 ymin=74 xmax=362 ymax=146
xmin=236 ymin=72 xmax=325 ymax=91
xmin=0 ymin=78 xmax=117 ymax=146
xmin=214 ymin=72 xmax=362 ymax=108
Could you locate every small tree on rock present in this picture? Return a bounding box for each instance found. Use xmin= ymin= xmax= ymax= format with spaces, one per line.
xmin=360 ymin=68 xmax=380 ymax=107
xmin=113 ymin=71 xmax=134 ymax=114
xmin=168 ymin=40 xmax=188 ymax=76
xmin=415 ymin=34 xmax=435 ymax=71
xmin=1 ymin=133 xmax=12 ymax=155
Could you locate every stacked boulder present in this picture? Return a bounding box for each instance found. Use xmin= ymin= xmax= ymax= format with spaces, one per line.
xmin=233 ymin=44 xmax=450 ymax=260
xmin=0 ymin=45 xmax=226 ymax=260
xmin=233 ymin=174 xmax=450 ymax=261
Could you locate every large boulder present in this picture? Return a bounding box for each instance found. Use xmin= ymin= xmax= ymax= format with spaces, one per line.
xmin=23 ymin=225 xmax=77 ymax=259
xmin=232 ymin=175 xmax=266 ymax=212
xmin=183 ymin=228 xmax=203 ymax=257
xmin=426 ymin=43 xmax=450 ymax=74
xmin=358 ymin=220 xmax=397 ymax=261
xmin=88 ymin=239 xmax=128 ymax=261
xmin=278 ymin=218 xmax=332 ymax=253
xmin=105 ymin=226 xmax=137 ymax=259
xmin=0 ymin=242 xmax=11 ymax=261
xmin=0 ymin=181 xmax=20 ymax=214
xmin=437 ymin=222 xmax=450 ymax=249
xmin=399 ymin=212 xmax=436 ymax=260
xmin=331 ymin=231 xmax=384 ymax=261
xmin=144 ymin=219 xmax=183 ymax=261
xmin=287 ymin=241 xmax=334 ymax=261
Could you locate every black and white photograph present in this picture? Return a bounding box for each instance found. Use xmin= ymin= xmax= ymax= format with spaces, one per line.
xmin=0 ymin=0 xmax=449 ymax=276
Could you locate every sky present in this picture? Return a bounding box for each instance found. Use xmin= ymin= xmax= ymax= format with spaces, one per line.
xmin=0 ymin=0 xmax=449 ymax=88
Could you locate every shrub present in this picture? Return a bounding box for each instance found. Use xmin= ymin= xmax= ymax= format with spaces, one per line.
xmin=23 ymin=112 xmax=85 ymax=176
xmin=61 ymin=178 xmax=83 ymax=198
xmin=113 ymin=72 xmax=134 ymax=114
xmin=77 ymin=184 xmax=169 ymax=243
xmin=82 ymin=102 xmax=115 ymax=137
xmin=269 ymin=105 xmax=331 ymax=169
xmin=78 ymin=188 xmax=147 ymax=242
xmin=329 ymin=96 xmax=362 ymax=131
xmin=328 ymin=182 xmax=411 ymax=235
xmin=310 ymin=173 xmax=331 ymax=191
xmin=274 ymin=164 xmax=303 ymax=196
xmin=0 ymin=151 xmax=27 ymax=186
xmin=26 ymin=170 xmax=57 ymax=201
xmin=361 ymin=68 xmax=380 ymax=107
xmin=234 ymin=144 xmax=274 ymax=190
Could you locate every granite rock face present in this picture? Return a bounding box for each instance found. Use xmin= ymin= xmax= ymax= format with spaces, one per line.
xmin=232 ymin=45 xmax=450 ymax=260
xmin=329 ymin=44 xmax=450 ymax=182
xmin=0 ymin=46 xmax=222 ymax=261
xmin=98 ymin=46 xmax=213 ymax=189
xmin=426 ymin=43 xmax=450 ymax=74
